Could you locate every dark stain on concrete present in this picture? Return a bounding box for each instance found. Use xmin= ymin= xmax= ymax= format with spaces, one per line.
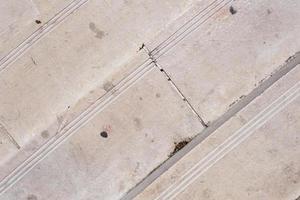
xmin=133 ymin=117 xmax=142 ymax=130
xmin=103 ymin=81 xmax=114 ymax=92
xmin=123 ymin=0 xmax=131 ymax=5
xmin=202 ymin=188 xmax=213 ymax=199
xmin=30 ymin=57 xmax=37 ymax=65
xmin=89 ymin=22 xmax=105 ymax=39
xmin=155 ymin=93 xmax=161 ymax=98
xmin=41 ymin=130 xmax=49 ymax=139
xmin=229 ymin=6 xmax=237 ymax=15
xmin=100 ymin=131 xmax=108 ymax=138
xmin=169 ymin=138 xmax=192 ymax=157
xmin=282 ymin=162 xmax=300 ymax=184
xmin=229 ymin=99 xmax=239 ymax=107
xmin=27 ymin=194 xmax=38 ymax=200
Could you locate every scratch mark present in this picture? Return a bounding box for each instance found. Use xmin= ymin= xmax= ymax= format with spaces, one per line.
xmin=0 ymin=123 xmax=20 ymax=149
xmin=30 ymin=57 xmax=36 ymax=65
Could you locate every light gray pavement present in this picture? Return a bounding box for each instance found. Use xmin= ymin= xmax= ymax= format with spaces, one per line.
xmin=149 ymin=0 xmax=300 ymax=123
xmin=0 ymin=0 xmax=299 ymax=199
xmin=135 ymin=64 xmax=300 ymax=200
xmin=0 ymin=67 xmax=204 ymax=200
xmin=0 ymin=0 xmax=196 ymax=184
xmin=0 ymin=0 xmax=74 ymax=60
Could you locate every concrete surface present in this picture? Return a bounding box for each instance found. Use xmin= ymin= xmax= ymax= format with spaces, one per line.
xmin=135 ymin=64 xmax=300 ymax=200
xmin=150 ymin=0 xmax=300 ymax=123
xmin=0 ymin=0 xmax=299 ymax=199
xmin=0 ymin=68 xmax=204 ymax=199
xmin=0 ymin=0 xmax=74 ymax=60
xmin=0 ymin=0 xmax=196 ymax=185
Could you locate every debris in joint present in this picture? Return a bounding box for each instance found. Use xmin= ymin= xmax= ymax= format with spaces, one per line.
xmin=138 ymin=43 xmax=145 ymax=51
xmin=169 ymin=138 xmax=192 ymax=157
xmin=229 ymin=99 xmax=239 ymax=108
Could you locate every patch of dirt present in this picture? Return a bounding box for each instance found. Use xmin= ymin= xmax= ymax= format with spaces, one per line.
xmin=169 ymin=138 xmax=192 ymax=157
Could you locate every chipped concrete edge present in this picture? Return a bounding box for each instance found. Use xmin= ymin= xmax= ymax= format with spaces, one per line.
xmin=121 ymin=52 xmax=300 ymax=200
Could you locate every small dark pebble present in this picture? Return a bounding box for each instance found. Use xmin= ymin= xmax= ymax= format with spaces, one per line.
xmin=229 ymin=6 xmax=237 ymax=15
xmin=100 ymin=131 xmax=108 ymax=138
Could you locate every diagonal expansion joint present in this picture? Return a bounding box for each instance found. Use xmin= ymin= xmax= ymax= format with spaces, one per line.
xmin=140 ymin=44 xmax=208 ymax=128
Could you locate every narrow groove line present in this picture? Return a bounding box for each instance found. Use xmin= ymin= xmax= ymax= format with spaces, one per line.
xmin=0 ymin=124 xmax=20 ymax=149
xmin=0 ymin=58 xmax=153 ymax=195
xmin=0 ymin=0 xmax=89 ymax=73
xmin=153 ymin=0 xmax=221 ymax=51
xmin=155 ymin=63 xmax=208 ymax=128
xmin=142 ymin=45 xmax=208 ymax=128
xmin=151 ymin=0 xmax=232 ymax=58
xmin=155 ymin=0 xmax=232 ymax=60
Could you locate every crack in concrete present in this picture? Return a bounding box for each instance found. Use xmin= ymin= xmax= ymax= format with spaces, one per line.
xmin=141 ymin=44 xmax=208 ymax=128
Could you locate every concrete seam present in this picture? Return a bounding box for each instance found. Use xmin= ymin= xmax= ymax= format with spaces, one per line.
xmin=142 ymin=44 xmax=208 ymax=128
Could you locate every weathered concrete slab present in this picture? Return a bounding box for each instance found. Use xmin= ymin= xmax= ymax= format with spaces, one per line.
xmin=0 ymin=67 xmax=204 ymax=200
xmin=135 ymin=65 xmax=300 ymax=200
xmin=0 ymin=0 xmax=198 ymax=182
xmin=1 ymin=0 xmax=300 ymax=199
xmin=0 ymin=0 xmax=74 ymax=60
xmin=150 ymin=0 xmax=300 ymax=124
